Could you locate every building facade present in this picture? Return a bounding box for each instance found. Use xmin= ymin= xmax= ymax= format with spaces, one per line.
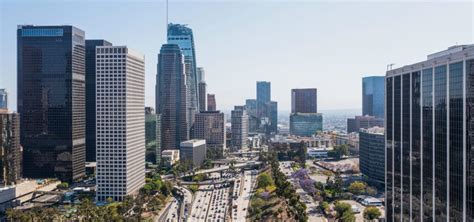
xmin=156 ymin=44 xmax=189 ymax=150
xmin=385 ymin=45 xmax=474 ymax=221
xmin=145 ymin=107 xmax=159 ymax=164
xmin=0 ymin=110 xmax=21 ymax=186
xmin=362 ymin=76 xmax=385 ymax=118
xmin=197 ymin=67 xmax=206 ymax=112
xmin=85 ymin=39 xmax=112 ymax=162
xmin=0 ymin=89 xmax=7 ymax=109
xmin=231 ymin=106 xmax=249 ymax=151
xmin=96 ymin=46 xmax=145 ymax=202
xmin=194 ymin=111 xmax=226 ymax=159
xmin=347 ymin=115 xmax=384 ymax=133
xmin=167 ymin=24 xmax=199 ymax=115
xmin=359 ymin=127 xmax=385 ymax=188
xmin=161 ymin=149 xmax=179 ymax=168
xmin=207 ymin=94 xmax=216 ymax=111
xmin=291 ymin=88 xmax=317 ymax=113
xmin=256 ymin=81 xmax=271 ymax=118
xmin=269 ymin=101 xmax=278 ymax=134
xmin=180 ymin=139 xmax=206 ymax=168
xmin=289 ymin=113 xmax=323 ymax=137
xmin=17 ymin=25 xmax=86 ymax=182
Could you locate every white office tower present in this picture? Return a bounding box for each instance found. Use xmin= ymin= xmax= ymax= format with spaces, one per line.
xmin=96 ymin=46 xmax=145 ymax=202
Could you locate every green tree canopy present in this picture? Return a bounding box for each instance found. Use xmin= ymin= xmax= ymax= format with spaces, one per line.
xmin=348 ymin=181 xmax=367 ymax=195
xmin=257 ymin=172 xmax=274 ymax=188
xmin=363 ymin=206 xmax=382 ymax=220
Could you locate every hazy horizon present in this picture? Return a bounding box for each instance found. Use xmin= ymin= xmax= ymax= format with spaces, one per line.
xmin=1 ymin=0 xmax=473 ymax=111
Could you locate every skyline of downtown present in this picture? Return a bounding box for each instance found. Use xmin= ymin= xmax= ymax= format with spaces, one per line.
xmin=1 ymin=0 xmax=473 ymax=112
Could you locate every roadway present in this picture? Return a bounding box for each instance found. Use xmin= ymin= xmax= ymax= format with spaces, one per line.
xmin=162 ymin=161 xmax=262 ymax=179
xmin=232 ymin=170 xmax=255 ymax=222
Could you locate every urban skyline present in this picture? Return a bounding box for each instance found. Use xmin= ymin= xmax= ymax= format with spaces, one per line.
xmin=1 ymin=1 xmax=472 ymax=111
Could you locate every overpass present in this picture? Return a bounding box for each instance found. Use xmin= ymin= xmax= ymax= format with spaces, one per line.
xmin=162 ymin=161 xmax=262 ymax=179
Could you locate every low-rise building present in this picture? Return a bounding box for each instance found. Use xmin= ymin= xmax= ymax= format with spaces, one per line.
xmin=180 ymin=139 xmax=207 ymax=168
xmin=346 ymin=115 xmax=384 ymax=133
xmin=307 ymin=147 xmax=332 ymax=158
xmin=359 ymin=127 xmax=385 ymax=188
xmin=161 ymin=150 xmax=180 ymax=167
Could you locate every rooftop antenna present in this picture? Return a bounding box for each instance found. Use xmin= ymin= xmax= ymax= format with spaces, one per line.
xmin=387 ymin=63 xmax=395 ymax=71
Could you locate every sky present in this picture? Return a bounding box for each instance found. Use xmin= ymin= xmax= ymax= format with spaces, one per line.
xmin=1 ymin=0 xmax=473 ymax=112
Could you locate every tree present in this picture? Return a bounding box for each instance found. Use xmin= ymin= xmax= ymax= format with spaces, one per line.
xmin=334 ymin=202 xmax=352 ymax=218
xmin=363 ymin=206 xmax=381 ymax=220
xmin=257 ymin=172 xmax=274 ymax=188
xmin=348 ymin=181 xmax=367 ymax=195
xmin=329 ymin=144 xmax=349 ymax=159
xmin=341 ymin=210 xmax=356 ymax=222
xmin=57 ymin=182 xmax=69 ymax=190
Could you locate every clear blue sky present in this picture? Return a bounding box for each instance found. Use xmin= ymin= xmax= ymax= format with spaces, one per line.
xmin=1 ymin=0 xmax=473 ymax=112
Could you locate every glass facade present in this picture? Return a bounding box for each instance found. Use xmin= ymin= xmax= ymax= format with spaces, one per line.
xmin=289 ymin=113 xmax=322 ymax=137
xmin=359 ymin=129 xmax=385 ymax=187
xmin=17 ymin=25 xmax=86 ymax=182
xmin=291 ymin=88 xmax=317 ymax=113
xmin=0 ymin=89 xmax=7 ymax=109
xmin=363 ymin=76 xmax=385 ymax=118
xmin=386 ymin=45 xmax=474 ymax=221
xmin=85 ymin=39 xmax=112 ymax=162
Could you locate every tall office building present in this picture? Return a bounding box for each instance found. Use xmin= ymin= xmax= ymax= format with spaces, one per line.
xmin=346 ymin=115 xmax=384 ymax=133
xmin=167 ymin=24 xmax=199 ymax=115
xmin=291 ymin=88 xmax=317 ymax=113
xmin=96 ymin=46 xmax=145 ymax=202
xmin=231 ymin=106 xmax=248 ymax=151
xmin=362 ymin=76 xmax=385 ymax=118
xmin=17 ymin=25 xmax=86 ymax=182
xmin=269 ymin=101 xmax=278 ymax=134
xmin=289 ymin=113 xmax=323 ymax=137
xmin=256 ymin=81 xmax=271 ymax=118
xmin=245 ymin=99 xmax=258 ymax=133
xmin=385 ymin=45 xmax=474 ymax=221
xmin=207 ymin=94 xmax=216 ymax=111
xmin=359 ymin=127 xmax=385 ymax=188
xmin=198 ymin=67 xmax=206 ymax=112
xmin=156 ymin=44 xmax=189 ymax=150
xmin=0 ymin=109 xmax=21 ymax=186
xmin=85 ymin=39 xmax=112 ymax=162
xmin=194 ymin=111 xmax=226 ymax=158
xmin=0 ymin=89 xmax=7 ymax=109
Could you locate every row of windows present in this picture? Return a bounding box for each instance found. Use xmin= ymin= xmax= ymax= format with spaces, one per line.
xmin=97 ymin=48 xmax=126 ymax=54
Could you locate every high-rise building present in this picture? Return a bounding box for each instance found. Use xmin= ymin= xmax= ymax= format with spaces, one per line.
xmin=289 ymin=113 xmax=323 ymax=137
xmin=85 ymin=39 xmax=112 ymax=162
xmin=180 ymin=139 xmax=206 ymax=168
xmin=156 ymin=44 xmax=189 ymax=150
xmin=269 ymin=101 xmax=278 ymax=134
xmin=291 ymin=88 xmax=317 ymax=113
xmin=359 ymin=127 xmax=385 ymax=188
xmin=0 ymin=89 xmax=7 ymax=109
xmin=198 ymin=67 xmax=206 ymax=112
xmin=167 ymin=24 xmax=199 ymax=115
xmin=245 ymin=99 xmax=258 ymax=133
xmin=256 ymin=81 xmax=271 ymax=118
xmin=207 ymin=94 xmax=216 ymax=111
xmin=346 ymin=115 xmax=384 ymax=133
xmin=362 ymin=76 xmax=385 ymax=119
xmin=96 ymin=46 xmax=145 ymax=202
xmin=0 ymin=109 xmax=21 ymax=186
xmin=145 ymin=107 xmax=160 ymax=164
xmin=17 ymin=25 xmax=86 ymax=182
xmin=385 ymin=45 xmax=474 ymax=221
xmin=194 ymin=111 xmax=226 ymax=159
xmin=231 ymin=106 xmax=248 ymax=151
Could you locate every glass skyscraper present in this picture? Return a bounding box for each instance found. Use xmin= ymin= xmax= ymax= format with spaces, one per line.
xmin=363 ymin=76 xmax=385 ymax=118
xmin=256 ymin=81 xmax=271 ymax=118
xmin=156 ymin=44 xmax=189 ymax=150
xmin=17 ymin=25 xmax=86 ymax=182
xmin=167 ymin=23 xmax=199 ymax=115
xmin=385 ymin=44 xmax=474 ymax=221
xmin=291 ymin=88 xmax=317 ymax=113
xmin=0 ymin=89 xmax=7 ymax=109
xmin=289 ymin=113 xmax=322 ymax=137
xmin=85 ymin=39 xmax=112 ymax=162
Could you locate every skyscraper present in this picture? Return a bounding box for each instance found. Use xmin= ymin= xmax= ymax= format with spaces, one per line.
xmin=207 ymin=94 xmax=216 ymax=111
xmin=198 ymin=67 xmax=207 ymax=112
xmin=291 ymin=88 xmax=317 ymax=113
xmin=256 ymin=81 xmax=271 ymax=118
xmin=85 ymin=39 xmax=112 ymax=162
xmin=0 ymin=89 xmax=7 ymax=109
xmin=194 ymin=111 xmax=226 ymax=159
xmin=362 ymin=76 xmax=385 ymax=118
xmin=231 ymin=106 xmax=248 ymax=151
xmin=17 ymin=25 xmax=86 ymax=182
xmin=359 ymin=127 xmax=385 ymax=188
xmin=0 ymin=109 xmax=21 ymax=186
xmin=96 ymin=46 xmax=145 ymax=202
xmin=167 ymin=24 xmax=199 ymax=115
xmin=245 ymin=99 xmax=258 ymax=133
xmin=156 ymin=44 xmax=189 ymax=150
xmin=385 ymin=44 xmax=474 ymax=221
xmin=289 ymin=113 xmax=322 ymax=137
xmin=269 ymin=101 xmax=278 ymax=134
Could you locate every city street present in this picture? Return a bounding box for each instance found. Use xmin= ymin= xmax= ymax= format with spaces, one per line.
xmin=232 ymin=170 xmax=256 ymax=222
